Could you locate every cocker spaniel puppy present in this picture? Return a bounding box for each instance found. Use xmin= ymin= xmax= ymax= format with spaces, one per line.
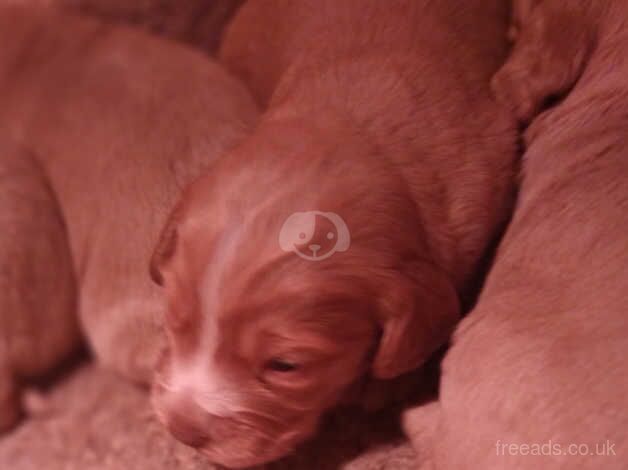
xmin=150 ymin=0 xmax=518 ymax=466
xmin=0 ymin=4 xmax=257 ymax=432
xmin=406 ymin=2 xmax=628 ymax=469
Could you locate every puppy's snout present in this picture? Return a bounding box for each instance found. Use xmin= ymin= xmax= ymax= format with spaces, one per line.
xmin=163 ymin=395 xmax=209 ymax=448
xmin=309 ymin=244 xmax=321 ymax=253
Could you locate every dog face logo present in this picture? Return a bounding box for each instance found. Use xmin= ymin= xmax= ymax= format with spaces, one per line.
xmin=279 ymin=211 xmax=350 ymax=261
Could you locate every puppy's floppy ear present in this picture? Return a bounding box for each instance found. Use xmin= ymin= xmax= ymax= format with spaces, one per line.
xmin=371 ymin=260 xmax=459 ymax=380
xmin=492 ymin=2 xmax=596 ymax=123
xmin=150 ymin=206 xmax=182 ymax=286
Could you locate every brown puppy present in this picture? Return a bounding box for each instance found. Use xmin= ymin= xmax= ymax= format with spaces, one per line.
xmin=405 ymin=2 xmax=628 ymax=469
xmin=150 ymin=0 xmax=518 ymax=467
xmin=0 ymin=5 xmax=257 ymax=430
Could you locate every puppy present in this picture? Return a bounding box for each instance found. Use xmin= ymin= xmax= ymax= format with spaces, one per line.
xmin=0 ymin=5 xmax=257 ymax=430
xmin=405 ymin=2 xmax=628 ymax=468
xmin=150 ymin=0 xmax=518 ymax=467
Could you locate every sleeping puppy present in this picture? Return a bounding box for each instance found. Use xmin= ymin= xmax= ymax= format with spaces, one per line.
xmin=0 ymin=5 xmax=257 ymax=430
xmin=149 ymin=0 xmax=518 ymax=467
xmin=405 ymin=1 xmax=628 ymax=468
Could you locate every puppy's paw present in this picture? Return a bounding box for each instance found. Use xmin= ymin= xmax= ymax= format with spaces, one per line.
xmin=402 ymin=401 xmax=440 ymax=467
xmin=85 ymin=296 xmax=166 ymax=383
xmin=22 ymin=388 xmax=55 ymax=419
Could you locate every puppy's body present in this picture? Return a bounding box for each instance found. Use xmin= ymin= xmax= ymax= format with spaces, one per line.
xmin=406 ymin=2 xmax=628 ymax=468
xmin=0 ymin=139 xmax=77 ymax=431
xmin=0 ymin=5 xmax=257 ymax=429
xmin=151 ymin=1 xmax=518 ymax=467
xmin=219 ymin=0 xmax=516 ymax=291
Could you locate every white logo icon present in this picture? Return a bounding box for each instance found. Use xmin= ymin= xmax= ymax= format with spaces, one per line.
xmin=279 ymin=211 xmax=350 ymax=261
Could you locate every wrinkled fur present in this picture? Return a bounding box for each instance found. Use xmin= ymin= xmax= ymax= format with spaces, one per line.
xmin=405 ymin=2 xmax=628 ymax=468
xmin=150 ymin=0 xmax=518 ymax=467
xmin=0 ymin=5 xmax=258 ymax=431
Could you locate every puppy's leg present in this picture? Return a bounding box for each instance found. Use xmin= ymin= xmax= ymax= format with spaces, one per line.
xmin=0 ymin=141 xmax=80 ymax=432
xmin=79 ymin=205 xmax=170 ymax=382
xmin=80 ymin=286 xmax=165 ymax=383
xmin=402 ymin=401 xmax=440 ymax=470
xmin=492 ymin=1 xmax=597 ymax=123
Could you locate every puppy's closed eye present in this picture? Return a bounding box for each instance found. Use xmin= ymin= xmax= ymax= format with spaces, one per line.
xmin=260 ymin=355 xmax=314 ymax=388
xmin=266 ymin=358 xmax=299 ymax=373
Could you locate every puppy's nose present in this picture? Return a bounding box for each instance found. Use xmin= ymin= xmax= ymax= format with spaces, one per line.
xmin=165 ymin=398 xmax=209 ymax=448
xmin=309 ymin=244 xmax=321 ymax=253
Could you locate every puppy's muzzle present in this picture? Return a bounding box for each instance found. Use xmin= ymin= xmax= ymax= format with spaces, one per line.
xmin=162 ymin=394 xmax=210 ymax=448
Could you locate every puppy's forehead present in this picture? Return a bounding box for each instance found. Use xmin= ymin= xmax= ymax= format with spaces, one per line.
xmin=194 ymin=221 xmax=285 ymax=348
xmin=199 ymin=224 xmax=244 ymax=307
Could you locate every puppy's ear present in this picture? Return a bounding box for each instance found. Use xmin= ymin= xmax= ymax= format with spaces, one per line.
xmin=150 ymin=207 xmax=182 ymax=286
xmin=492 ymin=2 xmax=596 ymax=123
xmin=371 ymin=261 xmax=459 ymax=380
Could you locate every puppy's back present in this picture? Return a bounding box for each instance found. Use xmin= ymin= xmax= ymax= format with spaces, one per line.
xmin=219 ymin=0 xmax=512 ymax=106
xmin=0 ymin=5 xmax=259 ymax=381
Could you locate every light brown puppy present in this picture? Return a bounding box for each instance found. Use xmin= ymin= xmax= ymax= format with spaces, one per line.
xmin=150 ymin=0 xmax=518 ymax=467
xmin=0 ymin=5 xmax=257 ymax=430
xmin=405 ymin=2 xmax=628 ymax=468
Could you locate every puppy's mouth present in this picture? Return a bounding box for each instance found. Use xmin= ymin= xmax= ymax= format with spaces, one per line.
xmin=154 ymin=407 xmax=298 ymax=467
xmin=152 ymin=384 xmax=316 ymax=468
xmin=192 ymin=421 xmax=315 ymax=468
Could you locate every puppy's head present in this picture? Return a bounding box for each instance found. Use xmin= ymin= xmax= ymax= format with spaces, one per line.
xmin=150 ymin=119 xmax=459 ymax=467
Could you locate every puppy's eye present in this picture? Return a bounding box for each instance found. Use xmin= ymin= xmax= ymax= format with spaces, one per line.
xmin=266 ymin=358 xmax=299 ymax=373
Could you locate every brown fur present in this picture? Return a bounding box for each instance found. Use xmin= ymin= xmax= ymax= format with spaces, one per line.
xmin=150 ymin=0 xmax=518 ymax=467
xmin=0 ymin=139 xmax=78 ymax=430
xmin=0 ymin=5 xmax=258 ymax=431
xmin=1 ymin=0 xmax=244 ymax=53
xmin=405 ymin=2 xmax=628 ymax=468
